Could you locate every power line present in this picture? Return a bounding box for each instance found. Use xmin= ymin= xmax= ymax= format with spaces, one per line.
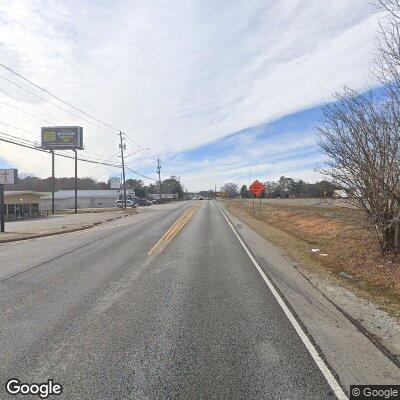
xmin=125 ymin=134 xmax=156 ymax=159
xmin=0 ymin=64 xmax=165 ymax=166
xmin=81 ymin=151 xmax=121 ymax=175
xmin=0 ymin=62 xmax=118 ymax=131
xmin=0 ymin=100 xmax=111 ymax=149
xmin=0 ymin=73 xmax=116 ymax=133
xmin=124 ymin=134 xmax=176 ymax=177
xmin=0 ymin=121 xmax=111 ymax=162
xmin=0 ymin=132 xmax=121 ymax=167
xmin=0 ymin=131 xmax=36 ymax=145
xmin=125 ymin=166 xmax=157 ymax=181
xmin=0 ymin=120 xmax=38 ymax=139
xmin=0 ymin=63 xmax=178 ymax=179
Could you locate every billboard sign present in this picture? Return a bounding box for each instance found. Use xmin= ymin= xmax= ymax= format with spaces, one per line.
xmin=0 ymin=169 xmax=18 ymax=184
xmin=41 ymin=126 xmax=83 ymax=150
xmin=109 ymin=176 xmax=121 ymax=189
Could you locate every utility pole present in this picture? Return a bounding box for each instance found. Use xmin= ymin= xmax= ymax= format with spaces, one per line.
xmin=214 ymin=184 xmax=217 ymax=199
xmin=157 ymin=158 xmax=162 ymax=202
xmin=119 ymin=131 xmax=127 ymax=209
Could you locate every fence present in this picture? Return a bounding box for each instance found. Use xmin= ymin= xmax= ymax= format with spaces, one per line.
xmin=4 ymin=210 xmax=50 ymax=222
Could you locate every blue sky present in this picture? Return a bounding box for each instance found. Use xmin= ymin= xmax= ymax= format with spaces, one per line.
xmin=139 ymin=105 xmax=325 ymax=190
xmin=0 ymin=0 xmax=382 ymax=190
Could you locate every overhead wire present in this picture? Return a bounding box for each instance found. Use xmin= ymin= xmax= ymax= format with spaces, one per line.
xmin=0 ymin=101 xmax=114 ymax=150
xmin=81 ymin=151 xmax=121 ymax=176
xmin=0 ymin=62 xmax=118 ymax=131
xmin=0 ymin=62 xmax=177 ymax=178
xmin=125 ymin=166 xmax=157 ymax=181
xmin=0 ymin=73 xmax=116 ymax=133
xmin=0 ymin=132 xmax=121 ymax=167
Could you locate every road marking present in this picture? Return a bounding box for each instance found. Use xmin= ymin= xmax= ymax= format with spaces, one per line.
xmin=215 ymin=202 xmax=348 ymax=400
xmin=148 ymin=205 xmax=200 ymax=256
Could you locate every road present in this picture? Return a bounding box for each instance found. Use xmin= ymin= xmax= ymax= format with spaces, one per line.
xmin=0 ymin=200 xmax=344 ymax=399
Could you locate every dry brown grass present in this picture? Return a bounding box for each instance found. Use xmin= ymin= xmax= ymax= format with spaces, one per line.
xmin=223 ymin=198 xmax=400 ymax=317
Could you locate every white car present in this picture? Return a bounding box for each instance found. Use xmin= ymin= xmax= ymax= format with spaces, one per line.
xmin=115 ymin=199 xmax=136 ymax=208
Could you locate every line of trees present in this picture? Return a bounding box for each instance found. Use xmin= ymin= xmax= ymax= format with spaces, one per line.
xmin=316 ymin=0 xmax=400 ymax=253
xmin=8 ymin=175 xmax=185 ymax=199
xmin=126 ymin=176 xmax=184 ymax=199
xmin=220 ymin=178 xmax=338 ymax=199
xmin=7 ymin=176 xmax=109 ymax=192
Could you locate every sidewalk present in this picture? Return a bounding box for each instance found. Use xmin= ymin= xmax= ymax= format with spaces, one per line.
xmin=0 ymin=208 xmax=137 ymax=242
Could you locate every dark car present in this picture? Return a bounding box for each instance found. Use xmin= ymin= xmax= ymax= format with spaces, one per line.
xmin=135 ymin=198 xmax=151 ymax=206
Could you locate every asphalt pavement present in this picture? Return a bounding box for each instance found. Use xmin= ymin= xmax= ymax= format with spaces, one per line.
xmin=0 ymin=200 xmax=345 ymax=399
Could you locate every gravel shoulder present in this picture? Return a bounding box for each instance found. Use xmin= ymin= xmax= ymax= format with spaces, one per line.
xmin=221 ymin=198 xmax=400 ymax=365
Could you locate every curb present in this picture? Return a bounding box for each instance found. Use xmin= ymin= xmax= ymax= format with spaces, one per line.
xmin=0 ymin=212 xmax=137 ymax=244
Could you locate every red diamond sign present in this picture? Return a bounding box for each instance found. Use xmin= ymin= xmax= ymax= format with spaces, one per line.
xmin=249 ymin=180 xmax=265 ymax=197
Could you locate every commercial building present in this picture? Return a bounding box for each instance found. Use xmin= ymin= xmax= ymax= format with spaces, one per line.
xmin=2 ymin=191 xmax=43 ymax=219
xmin=40 ymin=189 xmax=135 ymax=211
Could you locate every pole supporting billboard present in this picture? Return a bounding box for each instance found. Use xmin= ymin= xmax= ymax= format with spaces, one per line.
xmin=51 ymin=150 xmax=55 ymax=214
xmin=74 ymin=149 xmax=78 ymax=213
xmin=41 ymin=127 xmax=83 ymax=214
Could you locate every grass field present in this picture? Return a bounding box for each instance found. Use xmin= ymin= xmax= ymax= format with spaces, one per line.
xmin=223 ymin=198 xmax=400 ymax=317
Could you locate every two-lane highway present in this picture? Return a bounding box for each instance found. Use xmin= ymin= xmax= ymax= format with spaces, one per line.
xmin=0 ymin=200 xmax=344 ymax=399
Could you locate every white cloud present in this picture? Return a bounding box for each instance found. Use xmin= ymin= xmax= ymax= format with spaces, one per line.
xmin=0 ymin=0 xmax=379 ymax=187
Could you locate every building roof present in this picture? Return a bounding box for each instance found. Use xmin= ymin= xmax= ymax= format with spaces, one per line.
xmin=41 ymin=189 xmax=121 ymax=199
xmin=4 ymin=190 xmax=43 ymax=197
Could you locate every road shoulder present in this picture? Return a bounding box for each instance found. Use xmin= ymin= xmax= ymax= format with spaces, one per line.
xmin=218 ymin=201 xmax=400 ymax=393
xmin=0 ymin=208 xmax=138 ymax=243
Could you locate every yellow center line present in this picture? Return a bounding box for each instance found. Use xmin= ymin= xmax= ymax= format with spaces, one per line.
xmin=164 ymin=207 xmax=197 ymax=241
xmin=148 ymin=208 xmax=191 ymax=256
xmin=148 ymin=204 xmax=201 ymax=256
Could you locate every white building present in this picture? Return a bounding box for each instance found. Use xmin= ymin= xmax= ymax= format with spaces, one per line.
xmin=40 ymin=189 xmax=135 ymax=210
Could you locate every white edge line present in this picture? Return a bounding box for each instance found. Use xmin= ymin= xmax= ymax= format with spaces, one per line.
xmin=215 ymin=202 xmax=348 ymax=400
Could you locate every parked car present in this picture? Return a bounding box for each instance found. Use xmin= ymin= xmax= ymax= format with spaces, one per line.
xmin=135 ymin=198 xmax=151 ymax=206
xmin=115 ymin=199 xmax=136 ymax=208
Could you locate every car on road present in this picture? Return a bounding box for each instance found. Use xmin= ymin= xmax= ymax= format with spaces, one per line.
xmin=115 ymin=199 xmax=136 ymax=208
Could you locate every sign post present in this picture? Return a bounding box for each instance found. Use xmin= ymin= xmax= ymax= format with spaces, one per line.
xmin=249 ymin=180 xmax=265 ymax=220
xmin=41 ymin=127 xmax=83 ymax=214
xmin=0 ymin=168 xmax=18 ymax=232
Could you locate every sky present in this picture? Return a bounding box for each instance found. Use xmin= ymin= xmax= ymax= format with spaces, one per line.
xmin=0 ymin=0 xmax=381 ymax=191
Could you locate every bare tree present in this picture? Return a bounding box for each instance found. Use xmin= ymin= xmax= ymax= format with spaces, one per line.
xmin=374 ymin=0 xmax=400 ymax=96
xmin=316 ymin=87 xmax=400 ymax=253
xmin=220 ymin=183 xmax=239 ymax=198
